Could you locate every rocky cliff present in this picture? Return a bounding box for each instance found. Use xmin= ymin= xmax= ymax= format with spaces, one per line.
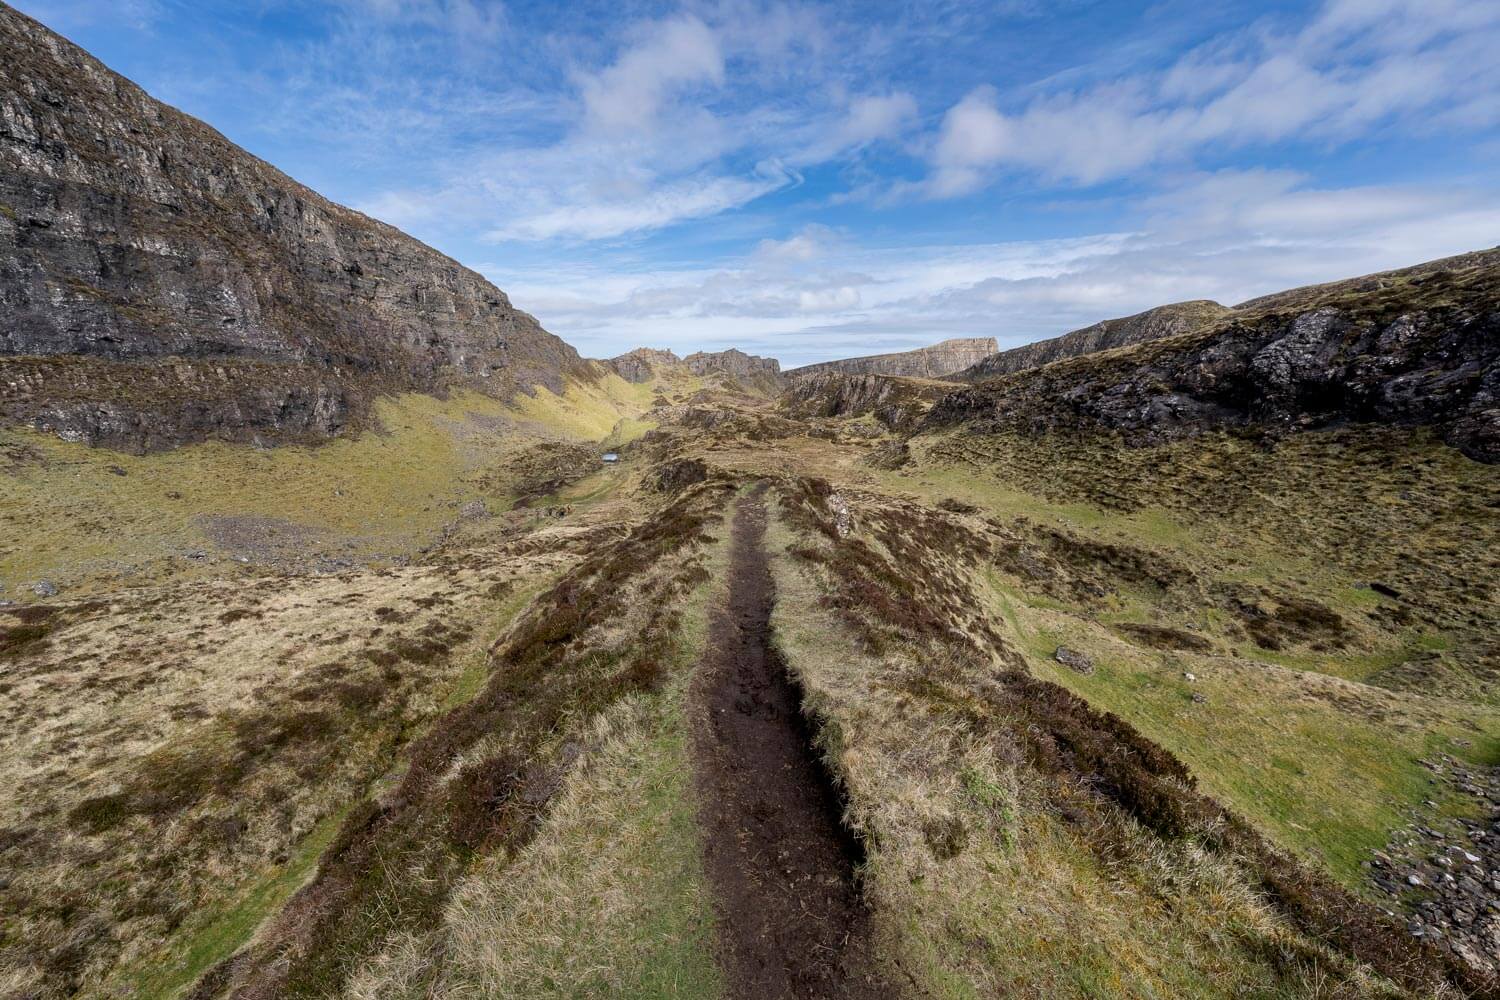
xmin=683 ymin=348 xmax=782 ymax=383
xmin=608 ymin=347 xmax=682 ymax=383
xmin=925 ymin=249 xmax=1500 ymax=462
xmin=789 ymin=337 xmax=997 ymax=380
xmin=957 ymin=301 xmax=1229 ymax=381
xmin=0 ymin=3 xmax=581 ymax=451
xmin=778 ymin=372 xmax=949 ymax=431
xmin=607 ymin=346 xmax=783 ymax=391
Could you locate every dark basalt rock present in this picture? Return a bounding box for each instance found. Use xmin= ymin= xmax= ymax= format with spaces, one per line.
xmin=1368 ymin=754 xmax=1500 ymax=974
xmin=608 ymin=348 xmax=682 ymax=383
xmin=681 ymin=348 xmax=784 ymax=395
xmin=925 ymin=249 xmax=1500 ymax=463
xmin=0 ymin=5 xmax=583 ymax=450
xmin=645 ymin=457 xmax=709 ymax=494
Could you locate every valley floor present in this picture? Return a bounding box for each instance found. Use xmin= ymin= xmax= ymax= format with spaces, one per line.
xmin=2 ymin=382 xmax=1497 ymax=999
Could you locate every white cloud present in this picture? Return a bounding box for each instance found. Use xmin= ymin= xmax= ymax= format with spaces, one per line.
xmin=577 ymin=15 xmax=724 ymax=135
xmin=925 ymin=0 xmax=1500 ymax=193
xmin=489 ymin=176 xmax=1499 ymax=365
xmin=793 ymin=92 xmax=918 ymax=163
xmin=347 ymin=8 xmax=851 ymax=243
xmin=486 ymin=166 xmax=792 ymax=241
xmin=345 ymin=6 xmax=926 ymax=244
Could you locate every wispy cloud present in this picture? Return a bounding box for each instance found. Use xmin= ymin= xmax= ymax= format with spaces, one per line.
xmin=13 ymin=0 xmax=160 ymax=31
xmin=925 ymin=0 xmax=1500 ymax=194
xmin=491 ymin=174 xmax=1500 ymax=365
xmin=343 ymin=5 xmax=918 ymax=243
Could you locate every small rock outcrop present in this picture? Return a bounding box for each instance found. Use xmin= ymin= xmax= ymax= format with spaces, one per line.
xmin=1054 ymin=646 xmax=1094 ymax=675
xmin=789 ymin=338 xmax=998 ymax=381
xmin=0 ymin=5 xmax=581 ymax=451
xmin=1365 ymin=753 xmax=1500 ymax=974
xmin=606 ymin=346 xmax=782 ymax=391
xmin=925 ymin=249 xmax=1500 ymax=463
xmin=958 ymin=301 xmax=1229 ymax=382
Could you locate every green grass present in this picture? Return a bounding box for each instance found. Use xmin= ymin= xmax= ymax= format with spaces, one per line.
xmin=0 ymin=369 xmax=707 ymax=597
xmin=764 ymin=503 xmax=1405 ymax=999
xmin=337 ymin=516 xmax=733 ymax=998
xmin=440 ymin=575 xmax=564 ymax=711
xmin=113 ymin=803 xmax=354 ymax=1000
xmin=998 ymin=577 xmax=1499 ymax=888
xmin=440 ymin=693 xmax=724 ymax=999
xmin=882 ymin=423 xmax=1500 ymax=891
xmin=604 ymin=415 xmax=658 ymax=448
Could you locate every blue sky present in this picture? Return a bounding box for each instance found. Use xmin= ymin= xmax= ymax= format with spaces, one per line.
xmin=16 ymin=0 xmax=1500 ymax=365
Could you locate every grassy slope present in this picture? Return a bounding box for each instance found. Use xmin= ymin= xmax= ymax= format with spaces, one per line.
xmin=763 ymin=498 xmax=1406 ymax=999
xmin=874 ymin=427 xmax=1500 ymax=891
xmin=0 ymin=367 xmax=709 ymax=999
xmin=102 ymin=574 xmax=564 ymax=999
xmin=0 ymin=370 xmax=680 ymax=597
xmin=405 ymin=530 xmax=733 ymax=999
xmin=652 ymin=405 xmax=1494 ymax=987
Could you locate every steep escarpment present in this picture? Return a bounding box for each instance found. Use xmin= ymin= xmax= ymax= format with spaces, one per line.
xmin=789 ymin=337 xmax=996 ymax=380
xmin=927 ymin=249 xmax=1500 ymax=462
xmin=957 ymin=300 xmax=1229 ymax=381
xmin=0 ymin=4 xmax=581 ymax=450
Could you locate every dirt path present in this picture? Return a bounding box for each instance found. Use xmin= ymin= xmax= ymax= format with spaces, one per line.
xmin=691 ymin=486 xmax=893 ymax=999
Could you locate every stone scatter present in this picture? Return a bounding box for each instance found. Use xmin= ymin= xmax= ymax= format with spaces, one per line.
xmin=1365 ymin=754 xmax=1500 ymax=973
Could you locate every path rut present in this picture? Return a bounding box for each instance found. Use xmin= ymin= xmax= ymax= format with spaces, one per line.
xmin=691 ymin=486 xmax=893 ymax=999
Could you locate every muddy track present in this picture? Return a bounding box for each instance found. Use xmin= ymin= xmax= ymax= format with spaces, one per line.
xmin=691 ymin=485 xmax=894 ymax=999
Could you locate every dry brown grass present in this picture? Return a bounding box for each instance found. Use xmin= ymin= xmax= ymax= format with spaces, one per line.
xmin=0 ymin=521 xmax=594 ymax=999
xmin=764 ymin=480 xmax=1477 ymax=998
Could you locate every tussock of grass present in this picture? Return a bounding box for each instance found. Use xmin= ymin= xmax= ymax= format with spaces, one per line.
xmin=357 ymin=694 xmax=723 ymax=999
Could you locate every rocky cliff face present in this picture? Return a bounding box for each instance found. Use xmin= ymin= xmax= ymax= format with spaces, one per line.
xmin=957 ymin=301 xmax=1229 ymax=381
xmin=607 ymin=346 xmax=783 ymax=391
xmin=778 ymin=372 xmax=949 ymax=431
xmin=0 ymin=4 xmax=581 ymax=450
xmin=789 ymin=337 xmax=997 ymax=380
xmin=683 ymin=348 xmax=782 ymax=382
xmin=608 ymin=347 xmax=682 ymax=383
xmin=925 ymin=250 xmax=1500 ymax=463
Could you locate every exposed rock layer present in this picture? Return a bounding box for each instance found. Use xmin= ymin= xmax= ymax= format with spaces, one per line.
xmin=607 ymin=346 xmax=782 ymax=390
xmin=607 ymin=347 xmax=682 ymax=383
xmin=957 ymin=301 xmax=1229 ymax=381
xmin=683 ymin=348 xmax=782 ymax=383
xmin=789 ymin=337 xmax=997 ymax=380
xmin=778 ymin=372 xmax=949 ymax=431
xmin=0 ymin=3 xmax=580 ymax=450
xmin=926 ymin=250 xmax=1500 ymax=462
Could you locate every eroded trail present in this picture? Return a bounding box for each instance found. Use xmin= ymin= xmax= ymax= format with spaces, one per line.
xmin=692 ymin=486 xmax=891 ymax=1000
